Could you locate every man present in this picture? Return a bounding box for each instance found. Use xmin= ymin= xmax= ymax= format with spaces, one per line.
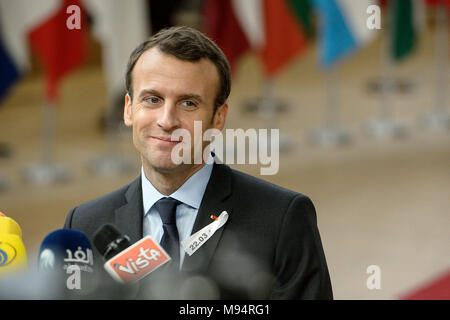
xmin=64 ymin=26 xmax=333 ymax=299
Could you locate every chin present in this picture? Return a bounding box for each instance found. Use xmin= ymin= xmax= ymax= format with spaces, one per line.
xmin=153 ymin=161 xmax=181 ymax=172
xmin=144 ymin=154 xmax=182 ymax=173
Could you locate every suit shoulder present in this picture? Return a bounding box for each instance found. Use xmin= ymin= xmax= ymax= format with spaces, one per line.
xmin=77 ymin=180 xmax=135 ymax=211
xmin=65 ymin=177 xmax=140 ymax=228
xmin=228 ymin=166 xmax=308 ymax=203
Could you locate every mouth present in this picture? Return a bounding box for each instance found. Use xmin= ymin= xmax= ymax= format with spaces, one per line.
xmin=150 ymin=136 xmax=182 ymax=146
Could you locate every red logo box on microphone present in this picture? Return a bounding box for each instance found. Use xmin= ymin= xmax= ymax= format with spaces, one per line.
xmin=104 ymin=236 xmax=171 ymax=283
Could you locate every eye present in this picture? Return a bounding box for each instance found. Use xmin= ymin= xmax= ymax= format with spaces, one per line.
xmin=145 ymin=96 xmax=161 ymax=104
xmin=181 ymin=100 xmax=197 ymax=108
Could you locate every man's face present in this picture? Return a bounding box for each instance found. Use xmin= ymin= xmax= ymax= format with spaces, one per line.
xmin=124 ymin=47 xmax=228 ymax=174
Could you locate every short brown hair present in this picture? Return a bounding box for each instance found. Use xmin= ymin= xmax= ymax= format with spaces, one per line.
xmin=125 ymin=26 xmax=231 ymax=113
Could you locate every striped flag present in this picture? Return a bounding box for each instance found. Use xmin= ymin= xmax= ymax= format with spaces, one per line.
xmin=313 ymin=0 xmax=378 ymax=68
xmin=81 ymin=0 xmax=149 ymax=101
xmin=205 ymin=0 xmax=309 ymax=77
xmin=287 ymin=0 xmax=314 ymax=38
xmin=260 ymin=0 xmax=307 ymax=76
xmin=203 ymin=0 xmax=250 ymax=73
xmin=231 ymin=0 xmax=265 ymax=50
xmin=390 ymin=0 xmax=424 ymax=61
xmin=28 ymin=0 xmax=87 ymax=103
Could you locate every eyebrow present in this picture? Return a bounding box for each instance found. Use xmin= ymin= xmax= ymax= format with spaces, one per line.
xmin=137 ymin=89 xmax=205 ymax=104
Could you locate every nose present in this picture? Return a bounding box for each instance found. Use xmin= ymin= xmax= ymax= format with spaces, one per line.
xmin=156 ymin=102 xmax=180 ymax=131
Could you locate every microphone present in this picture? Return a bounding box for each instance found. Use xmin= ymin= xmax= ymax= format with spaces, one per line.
xmin=93 ymin=223 xmax=131 ymax=261
xmin=0 ymin=212 xmax=28 ymax=276
xmin=37 ymin=229 xmax=99 ymax=299
xmin=93 ymin=224 xmax=171 ymax=284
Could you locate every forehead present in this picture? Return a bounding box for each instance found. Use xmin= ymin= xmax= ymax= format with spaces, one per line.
xmin=132 ymin=47 xmax=220 ymax=99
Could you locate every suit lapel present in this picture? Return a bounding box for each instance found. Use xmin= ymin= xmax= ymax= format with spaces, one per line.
xmin=114 ymin=176 xmax=144 ymax=244
xmin=182 ymin=163 xmax=233 ymax=273
xmin=111 ymin=165 xmax=234 ymax=273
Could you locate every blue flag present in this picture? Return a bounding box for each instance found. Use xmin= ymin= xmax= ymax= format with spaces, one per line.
xmin=0 ymin=36 xmax=20 ymax=103
xmin=313 ymin=0 xmax=377 ymax=68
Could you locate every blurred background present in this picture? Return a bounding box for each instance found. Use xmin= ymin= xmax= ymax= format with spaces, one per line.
xmin=0 ymin=0 xmax=449 ymax=299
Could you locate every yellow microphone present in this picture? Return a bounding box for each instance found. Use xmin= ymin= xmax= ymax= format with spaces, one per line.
xmin=0 ymin=211 xmax=28 ymax=275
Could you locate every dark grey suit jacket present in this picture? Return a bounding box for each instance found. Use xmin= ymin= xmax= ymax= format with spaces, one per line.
xmin=64 ymin=163 xmax=333 ymax=299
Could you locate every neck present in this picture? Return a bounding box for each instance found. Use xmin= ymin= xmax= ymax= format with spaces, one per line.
xmin=142 ymin=161 xmax=205 ymax=195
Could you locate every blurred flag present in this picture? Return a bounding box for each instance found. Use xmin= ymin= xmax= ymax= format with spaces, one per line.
xmin=231 ymin=0 xmax=265 ymax=50
xmin=0 ymin=30 xmax=20 ymax=103
xmin=81 ymin=0 xmax=149 ymax=101
xmin=203 ymin=0 xmax=250 ymax=73
xmin=0 ymin=0 xmax=46 ymax=102
xmin=28 ymin=0 xmax=87 ymax=103
xmin=260 ymin=0 xmax=308 ymax=77
xmin=313 ymin=0 xmax=378 ymax=68
xmin=425 ymin=0 xmax=450 ymax=8
xmin=390 ymin=0 xmax=425 ymax=61
xmin=204 ymin=0 xmax=309 ymax=77
xmin=287 ymin=0 xmax=314 ymax=38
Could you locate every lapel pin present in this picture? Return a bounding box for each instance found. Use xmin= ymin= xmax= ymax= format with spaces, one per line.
xmin=182 ymin=211 xmax=229 ymax=256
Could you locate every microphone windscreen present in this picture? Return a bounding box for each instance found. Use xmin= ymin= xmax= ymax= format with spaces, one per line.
xmin=0 ymin=235 xmax=28 ymax=275
xmin=0 ymin=215 xmax=27 ymax=275
xmin=0 ymin=215 xmax=23 ymax=238
xmin=93 ymin=224 xmax=131 ymax=261
xmin=38 ymin=229 xmax=92 ymax=270
xmin=38 ymin=229 xmax=98 ymax=299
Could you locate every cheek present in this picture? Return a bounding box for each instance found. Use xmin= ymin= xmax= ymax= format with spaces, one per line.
xmin=133 ymin=111 xmax=155 ymax=131
xmin=180 ymin=119 xmax=202 ymax=141
xmin=184 ymin=109 xmax=214 ymax=130
xmin=131 ymin=125 xmax=142 ymax=150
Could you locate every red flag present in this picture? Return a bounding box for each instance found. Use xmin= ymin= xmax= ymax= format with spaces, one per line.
xmin=203 ymin=0 xmax=250 ymax=73
xmin=28 ymin=0 xmax=87 ymax=103
xmin=260 ymin=0 xmax=307 ymax=77
xmin=425 ymin=0 xmax=450 ymax=7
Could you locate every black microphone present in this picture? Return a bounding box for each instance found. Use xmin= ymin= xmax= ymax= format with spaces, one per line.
xmin=93 ymin=224 xmax=131 ymax=261
xmin=93 ymin=224 xmax=143 ymax=299
xmin=93 ymin=223 xmax=181 ymax=299
xmin=93 ymin=223 xmax=171 ymax=284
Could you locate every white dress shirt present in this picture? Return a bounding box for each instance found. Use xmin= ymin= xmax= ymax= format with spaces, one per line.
xmin=141 ymin=161 xmax=213 ymax=267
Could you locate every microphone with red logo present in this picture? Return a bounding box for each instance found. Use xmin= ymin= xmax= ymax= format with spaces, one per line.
xmin=93 ymin=224 xmax=171 ymax=284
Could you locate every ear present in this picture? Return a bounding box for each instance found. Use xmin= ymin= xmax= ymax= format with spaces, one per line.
xmin=124 ymin=93 xmax=133 ymax=127
xmin=212 ymin=103 xmax=228 ymax=131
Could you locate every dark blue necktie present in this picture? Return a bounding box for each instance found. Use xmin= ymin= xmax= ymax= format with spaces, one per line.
xmin=154 ymin=197 xmax=181 ymax=269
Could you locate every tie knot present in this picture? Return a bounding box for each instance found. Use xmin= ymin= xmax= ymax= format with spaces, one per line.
xmin=154 ymin=197 xmax=180 ymax=225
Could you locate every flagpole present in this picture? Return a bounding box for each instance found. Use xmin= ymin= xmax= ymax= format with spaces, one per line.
xmin=243 ymin=78 xmax=293 ymax=153
xmin=41 ymin=99 xmax=55 ymax=165
xmin=365 ymin=1 xmax=407 ymax=139
xmin=310 ymin=68 xmax=351 ymax=146
xmin=421 ymin=3 xmax=450 ymax=131
xmin=260 ymin=78 xmax=293 ymax=152
xmin=23 ymin=100 xmax=70 ymax=185
xmin=88 ymin=94 xmax=135 ymax=176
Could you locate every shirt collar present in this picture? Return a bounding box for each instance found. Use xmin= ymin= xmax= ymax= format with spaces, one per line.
xmin=141 ymin=159 xmax=214 ymax=216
